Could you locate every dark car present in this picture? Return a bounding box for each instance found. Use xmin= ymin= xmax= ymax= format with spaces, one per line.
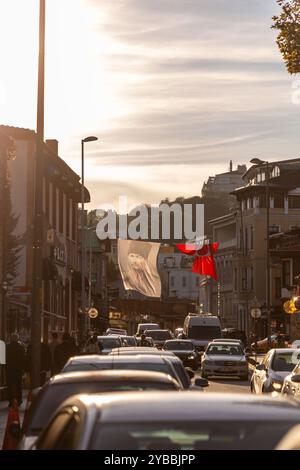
xmin=163 ymin=340 xmax=199 ymax=370
xmin=32 ymin=392 xmax=300 ymax=450
xmin=19 ymin=370 xmax=181 ymax=450
xmin=145 ymin=329 xmax=174 ymax=349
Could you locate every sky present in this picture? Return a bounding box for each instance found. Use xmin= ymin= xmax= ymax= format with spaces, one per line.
xmin=0 ymin=0 xmax=299 ymax=210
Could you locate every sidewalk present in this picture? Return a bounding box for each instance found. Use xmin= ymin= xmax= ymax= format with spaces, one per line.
xmin=0 ymin=392 xmax=27 ymax=448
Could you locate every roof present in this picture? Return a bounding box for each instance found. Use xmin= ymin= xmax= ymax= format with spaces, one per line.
xmin=243 ymin=158 xmax=300 ymax=181
xmin=71 ymin=392 xmax=300 ymax=423
xmin=49 ymin=370 xmax=177 ymax=385
xmin=0 ymin=124 xmax=90 ymax=202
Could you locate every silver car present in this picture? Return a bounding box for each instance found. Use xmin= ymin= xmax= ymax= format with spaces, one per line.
xmin=31 ymin=392 xmax=300 ymax=450
xmin=201 ymin=342 xmax=248 ymax=380
xmin=251 ymin=348 xmax=300 ymax=394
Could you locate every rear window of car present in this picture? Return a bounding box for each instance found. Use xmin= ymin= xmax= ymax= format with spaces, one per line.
xmin=165 ymin=341 xmax=194 ymax=351
xmin=90 ymin=421 xmax=298 ymax=450
xmin=146 ymin=331 xmax=172 ymax=340
xmin=98 ymin=337 xmax=122 ymax=349
xmin=63 ymin=362 xmax=112 ymax=373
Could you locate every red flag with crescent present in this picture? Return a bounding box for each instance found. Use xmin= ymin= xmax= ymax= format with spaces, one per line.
xmin=176 ymin=242 xmax=219 ymax=281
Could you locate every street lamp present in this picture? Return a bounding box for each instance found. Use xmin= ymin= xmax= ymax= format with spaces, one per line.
xmin=81 ymin=136 xmax=98 ymax=336
xmin=250 ymin=158 xmax=271 ymax=340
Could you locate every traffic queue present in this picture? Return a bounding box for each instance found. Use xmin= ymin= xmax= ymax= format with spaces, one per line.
xmin=0 ymin=312 xmax=294 ymax=451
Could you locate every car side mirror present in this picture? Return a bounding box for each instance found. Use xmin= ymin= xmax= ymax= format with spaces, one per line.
xmin=291 ymin=374 xmax=300 ymax=383
xmin=256 ymin=363 xmax=266 ymax=371
xmin=195 ymin=377 xmax=209 ymax=388
xmin=185 ymin=367 xmax=195 ymax=379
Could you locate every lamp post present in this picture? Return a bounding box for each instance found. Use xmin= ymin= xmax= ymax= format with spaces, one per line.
xmin=250 ymin=158 xmax=271 ymax=340
xmin=81 ymin=137 xmax=98 ymax=336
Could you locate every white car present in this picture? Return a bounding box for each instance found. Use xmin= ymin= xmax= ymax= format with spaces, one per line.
xmin=201 ymin=342 xmax=248 ymax=380
xmin=251 ymin=348 xmax=300 ymax=394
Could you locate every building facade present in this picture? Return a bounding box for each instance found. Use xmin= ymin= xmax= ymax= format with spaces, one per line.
xmin=200 ymin=158 xmax=300 ymax=338
xmin=0 ymin=125 xmax=89 ymax=342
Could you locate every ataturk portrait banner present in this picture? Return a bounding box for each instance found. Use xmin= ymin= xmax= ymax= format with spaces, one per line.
xmin=118 ymin=240 xmax=161 ymax=298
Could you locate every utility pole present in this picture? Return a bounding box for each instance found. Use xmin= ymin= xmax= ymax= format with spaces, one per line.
xmin=31 ymin=0 xmax=46 ymax=389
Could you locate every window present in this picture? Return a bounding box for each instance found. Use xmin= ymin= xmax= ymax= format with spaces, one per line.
xmin=195 ymin=277 xmax=199 ymax=287
xmin=182 ymin=276 xmax=187 ymax=288
xmin=250 ymin=267 xmax=254 ymax=290
xmin=242 ymin=268 xmax=247 ymax=291
xmin=273 ymin=194 xmax=284 ymax=208
xmin=170 ymin=276 xmax=175 ymax=288
xmin=259 ymin=194 xmax=266 ymax=208
xmin=250 ymin=226 xmax=254 ymax=250
xmin=282 ymin=259 xmax=292 ymax=288
xmin=275 ymin=277 xmax=281 ymax=299
xmin=271 ymin=166 xmax=280 ymax=178
xmin=289 ymin=196 xmax=300 ymax=209
xmin=52 ymin=185 xmax=56 ymax=229
xmin=269 ymin=225 xmax=280 ymax=235
xmin=245 ymin=227 xmax=248 ymax=253
xmin=234 ymin=268 xmax=238 ymax=291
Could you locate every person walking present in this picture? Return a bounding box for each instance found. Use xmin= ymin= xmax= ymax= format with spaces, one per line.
xmin=85 ymin=334 xmax=101 ymax=354
xmin=54 ymin=333 xmax=78 ymax=372
xmin=6 ymin=333 xmax=26 ymax=407
xmin=49 ymin=332 xmax=59 ymax=376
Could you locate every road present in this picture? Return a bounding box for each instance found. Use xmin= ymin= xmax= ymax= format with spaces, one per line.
xmin=207 ymin=377 xmax=251 ymax=394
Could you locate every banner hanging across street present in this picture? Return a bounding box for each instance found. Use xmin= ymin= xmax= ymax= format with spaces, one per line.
xmin=118 ymin=240 xmax=161 ymax=298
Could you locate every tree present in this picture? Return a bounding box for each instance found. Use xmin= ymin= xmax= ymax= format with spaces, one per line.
xmin=3 ymin=176 xmax=21 ymax=285
xmin=272 ymin=0 xmax=300 ymax=74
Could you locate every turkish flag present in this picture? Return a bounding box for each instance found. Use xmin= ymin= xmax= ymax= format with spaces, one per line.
xmin=176 ymin=243 xmax=219 ymax=281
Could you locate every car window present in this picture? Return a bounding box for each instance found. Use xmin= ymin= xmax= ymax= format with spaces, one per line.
xmin=90 ymin=421 xmax=298 ymax=451
xmin=262 ymin=353 xmax=271 ymax=368
xmin=164 ymin=342 xmax=194 ymax=351
xmin=36 ymin=410 xmax=74 ymax=449
xmin=28 ymin=381 xmax=109 ymax=432
xmin=272 ymin=352 xmax=300 ymax=372
xmin=293 ymin=362 xmax=300 ymax=375
xmin=63 ymin=362 xmax=112 ymax=373
xmin=206 ymin=344 xmax=243 ymax=356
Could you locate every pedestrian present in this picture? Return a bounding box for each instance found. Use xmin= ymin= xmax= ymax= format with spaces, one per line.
xmin=26 ymin=341 xmax=52 ymax=386
xmin=5 ymin=333 xmax=26 ymax=407
xmin=85 ymin=334 xmax=101 ymax=354
xmin=139 ymin=334 xmax=150 ymax=347
xmin=54 ymin=333 xmax=78 ymax=372
xmin=49 ymin=332 xmax=59 ymax=375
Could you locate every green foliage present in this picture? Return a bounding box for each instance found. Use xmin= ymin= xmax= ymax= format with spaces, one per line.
xmin=272 ymin=0 xmax=300 ymax=74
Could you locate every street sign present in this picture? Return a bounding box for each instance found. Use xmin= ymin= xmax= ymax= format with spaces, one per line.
xmin=88 ymin=308 xmax=99 ymax=319
xmin=250 ymin=308 xmax=262 ymax=319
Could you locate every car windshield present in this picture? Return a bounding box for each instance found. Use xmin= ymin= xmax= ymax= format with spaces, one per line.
xmin=206 ymin=344 xmax=243 ymax=356
xmin=272 ymin=352 xmax=300 ymax=372
xmin=91 ymin=421 xmax=297 ymax=450
xmin=188 ymin=326 xmax=221 ymax=340
xmin=146 ymin=331 xmax=172 ymax=340
xmin=98 ymin=337 xmax=122 ymax=349
xmin=164 ymin=341 xmax=194 ymax=351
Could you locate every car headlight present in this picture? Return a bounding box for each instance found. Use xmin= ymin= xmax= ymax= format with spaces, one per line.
xmin=272 ymin=381 xmax=282 ymax=391
xmin=188 ymin=355 xmax=195 ymax=360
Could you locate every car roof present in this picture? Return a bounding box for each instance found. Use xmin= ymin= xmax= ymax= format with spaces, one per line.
xmin=213 ymin=339 xmax=241 ymax=343
xmin=49 ymin=370 xmax=178 ymax=384
xmin=97 ymin=335 xmax=121 ymax=339
xmin=66 ymin=354 xmax=170 ymax=365
xmin=164 ymin=339 xmax=193 ymax=343
xmin=146 ymin=329 xmax=169 ymax=332
xmin=66 ymin=392 xmax=300 ymax=423
xmin=110 ymin=347 xmax=175 ymax=356
xmin=269 ymin=348 xmax=300 ymax=354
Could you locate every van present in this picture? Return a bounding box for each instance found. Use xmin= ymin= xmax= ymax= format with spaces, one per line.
xmin=183 ymin=314 xmax=221 ymax=351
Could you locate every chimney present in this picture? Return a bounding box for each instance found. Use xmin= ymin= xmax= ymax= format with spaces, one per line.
xmin=46 ymin=139 xmax=58 ymax=155
xmin=229 ymin=160 xmax=233 ymax=172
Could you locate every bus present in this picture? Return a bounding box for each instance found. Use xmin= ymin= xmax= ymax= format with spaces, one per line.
xmin=183 ymin=314 xmax=221 ymax=352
